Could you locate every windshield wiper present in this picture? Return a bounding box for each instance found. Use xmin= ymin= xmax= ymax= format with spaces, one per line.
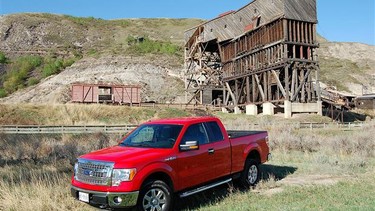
xmin=121 ymin=142 xmax=153 ymax=148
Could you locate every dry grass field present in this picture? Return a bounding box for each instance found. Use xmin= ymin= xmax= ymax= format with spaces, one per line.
xmin=0 ymin=105 xmax=374 ymax=210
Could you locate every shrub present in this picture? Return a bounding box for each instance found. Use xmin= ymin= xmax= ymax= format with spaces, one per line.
xmin=2 ymin=56 xmax=42 ymax=93
xmin=1 ymin=55 xmax=76 ymax=95
xmin=0 ymin=51 xmax=7 ymax=64
xmin=41 ymin=58 xmax=64 ymax=78
xmin=0 ymin=88 xmax=7 ymax=98
xmin=27 ymin=77 xmax=40 ymax=86
xmin=126 ymin=36 xmax=181 ymax=56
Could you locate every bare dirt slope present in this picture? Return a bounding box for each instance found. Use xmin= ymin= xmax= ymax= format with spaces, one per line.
xmin=318 ymin=40 xmax=375 ymax=95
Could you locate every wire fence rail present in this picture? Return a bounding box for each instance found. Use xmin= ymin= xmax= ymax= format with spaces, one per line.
xmin=0 ymin=122 xmax=370 ymax=134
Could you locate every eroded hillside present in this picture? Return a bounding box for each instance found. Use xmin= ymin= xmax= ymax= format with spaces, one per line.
xmin=0 ymin=13 xmax=373 ymax=103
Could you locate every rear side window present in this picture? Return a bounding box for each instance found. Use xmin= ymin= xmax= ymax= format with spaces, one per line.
xmin=205 ymin=121 xmax=224 ymax=143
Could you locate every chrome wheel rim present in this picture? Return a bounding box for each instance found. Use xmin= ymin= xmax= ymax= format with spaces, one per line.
xmin=247 ymin=165 xmax=258 ymax=184
xmin=142 ymin=188 xmax=166 ymax=211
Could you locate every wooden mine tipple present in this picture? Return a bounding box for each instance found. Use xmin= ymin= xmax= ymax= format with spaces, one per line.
xmin=185 ymin=0 xmax=321 ymax=115
xmin=71 ymin=84 xmax=141 ymax=105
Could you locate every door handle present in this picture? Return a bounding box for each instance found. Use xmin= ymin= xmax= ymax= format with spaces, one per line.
xmin=208 ymin=148 xmax=215 ymax=154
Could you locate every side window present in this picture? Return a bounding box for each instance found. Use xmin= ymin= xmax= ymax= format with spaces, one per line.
xmin=182 ymin=123 xmax=209 ymax=145
xmin=205 ymin=121 xmax=224 ymax=143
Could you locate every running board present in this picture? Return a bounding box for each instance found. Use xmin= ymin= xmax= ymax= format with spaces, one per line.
xmin=179 ymin=178 xmax=232 ymax=198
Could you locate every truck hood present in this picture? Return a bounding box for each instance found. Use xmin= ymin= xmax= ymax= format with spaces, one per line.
xmin=79 ymin=146 xmax=170 ymax=166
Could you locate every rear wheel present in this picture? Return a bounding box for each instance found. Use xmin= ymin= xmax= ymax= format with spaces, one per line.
xmin=240 ymin=159 xmax=260 ymax=187
xmin=137 ymin=180 xmax=172 ymax=211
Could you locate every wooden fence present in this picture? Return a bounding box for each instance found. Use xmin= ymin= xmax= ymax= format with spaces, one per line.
xmin=0 ymin=125 xmax=137 ymax=134
xmin=0 ymin=122 xmax=370 ymax=134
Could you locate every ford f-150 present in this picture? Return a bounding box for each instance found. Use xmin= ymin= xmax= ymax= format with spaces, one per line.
xmin=71 ymin=117 xmax=270 ymax=210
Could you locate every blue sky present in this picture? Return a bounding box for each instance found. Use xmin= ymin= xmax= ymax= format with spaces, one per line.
xmin=0 ymin=0 xmax=374 ymax=45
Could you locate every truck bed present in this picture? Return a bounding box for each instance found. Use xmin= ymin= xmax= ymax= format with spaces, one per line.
xmin=227 ymin=130 xmax=267 ymax=139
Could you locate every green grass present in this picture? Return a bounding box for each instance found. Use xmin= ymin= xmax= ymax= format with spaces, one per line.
xmin=197 ymin=176 xmax=375 ymax=211
xmin=0 ymin=104 xmax=198 ymax=125
xmin=0 ymin=110 xmax=373 ymax=210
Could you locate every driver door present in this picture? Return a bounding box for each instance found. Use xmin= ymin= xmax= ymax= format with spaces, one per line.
xmin=176 ymin=123 xmax=215 ymax=190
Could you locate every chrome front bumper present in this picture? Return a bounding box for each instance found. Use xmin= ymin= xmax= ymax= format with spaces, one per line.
xmin=71 ymin=186 xmax=139 ymax=208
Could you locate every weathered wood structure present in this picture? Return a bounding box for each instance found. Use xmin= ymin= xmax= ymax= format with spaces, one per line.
xmin=184 ymin=0 xmax=321 ymax=116
xmin=71 ymin=83 xmax=141 ymax=105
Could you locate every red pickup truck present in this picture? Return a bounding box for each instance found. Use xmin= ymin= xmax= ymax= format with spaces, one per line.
xmin=71 ymin=117 xmax=270 ymax=210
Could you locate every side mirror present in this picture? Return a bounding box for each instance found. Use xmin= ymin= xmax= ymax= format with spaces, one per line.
xmin=179 ymin=141 xmax=199 ymax=151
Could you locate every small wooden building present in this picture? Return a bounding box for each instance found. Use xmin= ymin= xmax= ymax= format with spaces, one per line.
xmin=356 ymin=95 xmax=375 ymax=110
xmin=71 ymin=83 xmax=141 ymax=105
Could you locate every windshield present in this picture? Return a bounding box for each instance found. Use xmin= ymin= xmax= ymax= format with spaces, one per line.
xmin=119 ymin=124 xmax=183 ymax=149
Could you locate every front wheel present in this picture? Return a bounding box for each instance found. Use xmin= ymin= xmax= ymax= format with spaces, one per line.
xmin=240 ymin=159 xmax=260 ymax=187
xmin=137 ymin=180 xmax=172 ymax=211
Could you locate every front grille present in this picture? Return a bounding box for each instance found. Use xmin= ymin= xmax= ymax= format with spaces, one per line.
xmin=76 ymin=159 xmax=114 ymax=186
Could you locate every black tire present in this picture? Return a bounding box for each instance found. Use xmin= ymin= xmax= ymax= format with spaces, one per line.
xmin=240 ymin=159 xmax=260 ymax=187
xmin=137 ymin=180 xmax=173 ymax=211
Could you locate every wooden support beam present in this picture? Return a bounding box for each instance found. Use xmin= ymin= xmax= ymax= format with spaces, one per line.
xmin=292 ymin=69 xmax=312 ymax=101
xmin=297 ymin=21 xmax=300 ymax=42
xmin=225 ymin=82 xmax=237 ymax=106
xmin=235 ymin=80 xmax=239 ymax=100
xmin=271 ymin=70 xmax=287 ymax=98
xmin=268 ymin=72 xmax=272 ymax=101
xmin=252 ymin=75 xmax=256 ymax=102
xmin=254 ymin=74 xmax=265 ymax=101
xmin=285 ymin=65 xmax=290 ymax=100
xmin=288 ymin=20 xmax=292 ymax=41
xmin=293 ymin=21 xmax=296 ymax=42
xmin=263 ymin=72 xmax=268 ymax=101
xmin=246 ymin=76 xmax=250 ymax=103
xmin=315 ymin=67 xmax=321 ymax=101
xmin=223 ymin=84 xmax=228 ymax=105
xmin=300 ymin=70 xmax=306 ymax=102
xmin=291 ymin=68 xmax=296 ymax=99
xmin=237 ymin=78 xmax=246 ymax=104
xmin=307 ymin=72 xmax=312 ymax=102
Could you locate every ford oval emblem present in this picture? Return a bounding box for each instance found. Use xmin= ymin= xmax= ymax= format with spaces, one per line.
xmin=83 ymin=169 xmax=93 ymax=177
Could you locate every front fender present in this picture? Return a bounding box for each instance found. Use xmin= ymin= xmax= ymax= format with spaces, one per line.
xmin=131 ymin=162 xmax=177 ymax=191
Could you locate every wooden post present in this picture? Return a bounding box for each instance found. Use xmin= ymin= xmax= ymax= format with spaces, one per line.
xmin=254 ymin=74 xmax=265 ymax=101
xmin=291 ymin=68 xmax=296 ymax=100
xmin=285 ymin=65 xmax=290 ymax=100
xmin=263 ymin=72 xmax=268 ymax=101
xmin=246 ymin=76 xmax=251 ymax=103
xmin=252 ymin=75 xmax=256 ymax=103
xmin=300 ymin=70 xmax=305 ymax=102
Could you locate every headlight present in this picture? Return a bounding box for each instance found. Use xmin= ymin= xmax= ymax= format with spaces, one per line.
xmin=112 ymin=168 xmax=137 ymax=186
xmin=73 ymin=162 xmax=79 ymax=179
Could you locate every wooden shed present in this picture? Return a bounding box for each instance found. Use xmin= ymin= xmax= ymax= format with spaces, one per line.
xmin=71 ymin=84 xmax=141 ymax=105
xmin=356 ymin=95 xmax=375 ymax=110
